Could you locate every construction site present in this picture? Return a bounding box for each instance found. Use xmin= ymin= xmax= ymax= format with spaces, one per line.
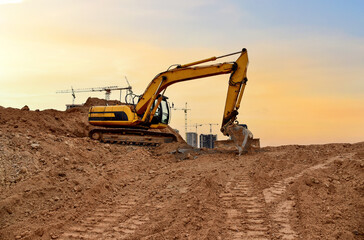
xmin=0 ymin=49 xmax=363 ymax=240
xmin=1 ymin=1 xmax=363 ymax=239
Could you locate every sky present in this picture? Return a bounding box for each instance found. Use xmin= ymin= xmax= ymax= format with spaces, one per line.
xmin=0 ymin=0 xmax=363 ymax=146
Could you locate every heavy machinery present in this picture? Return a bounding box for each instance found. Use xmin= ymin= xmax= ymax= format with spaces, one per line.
xmin=88 ymin=48 xmax=259 ymax=151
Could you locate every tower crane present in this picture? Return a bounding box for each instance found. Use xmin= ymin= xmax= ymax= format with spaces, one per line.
xmin=56 ymin=86 xmax=132 ymax=103
xmin=171 ymin=102 xmax=191 ymax=140
xmin=204 ymin=123 xmax=219 ymax=134
xmin=188 ymin=123 xmax=203 ymax=134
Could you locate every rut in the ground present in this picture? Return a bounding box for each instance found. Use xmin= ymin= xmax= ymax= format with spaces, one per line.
xmin=262 ymin=154 xmax=353 ymax=240
xmin=58 ymin=196 xmax=151 ymax=240
xmin=263 ymin=154 xmax=352 ymax=203
xmin=220 ymin=174 xmax=270 ymax=240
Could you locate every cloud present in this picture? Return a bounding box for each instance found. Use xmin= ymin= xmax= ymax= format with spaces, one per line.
xmin=0 ymin=0 xmax=23 ymax=4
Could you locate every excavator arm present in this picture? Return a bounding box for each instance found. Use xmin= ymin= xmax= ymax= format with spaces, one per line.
xmin=135 ymin=48 xmax=249 ymax=136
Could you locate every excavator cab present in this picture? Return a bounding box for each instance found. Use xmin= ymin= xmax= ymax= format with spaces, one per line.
xmin=150 ymin=96 xmax=170 ymax=125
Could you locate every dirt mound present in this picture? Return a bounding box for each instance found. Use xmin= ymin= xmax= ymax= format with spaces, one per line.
xmin=0 ymin=106 xmax=90 ymax=138
xmin=83 ymin=97 xmax=122 ymax=107
xmin=161 ymin=125 xmax=185 ymax=143
xmin=0 ymin=102 xmax=363 ymax=240
xmin=289 ymin=149 xmax=364 ymax=239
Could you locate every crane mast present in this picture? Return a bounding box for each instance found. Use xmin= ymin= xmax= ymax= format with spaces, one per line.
xmin=172 ymin=102 xmax=191 ymax=140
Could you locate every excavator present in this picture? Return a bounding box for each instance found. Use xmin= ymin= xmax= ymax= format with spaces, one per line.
xmin=88 ymin=48 xmax=259 ymax=153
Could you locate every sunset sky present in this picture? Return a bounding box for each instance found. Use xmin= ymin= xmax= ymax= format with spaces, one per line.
xmin=0 ymin=0 xmax=363 ymax=146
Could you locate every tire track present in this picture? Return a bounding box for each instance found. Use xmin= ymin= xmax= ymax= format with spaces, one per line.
xmin=263 ymin=154 xmax=352 ymax=203
xmin=58 ymin=197 xmax=151 ymax=240
xmin=271 ymin=200 xmax=297 ymax=240
xmin=220 ymin=175 xmax=270 ymax=239
xmin=58 ymin=148 xmax=158 ymax=240
xmin=262 ymin=154 xmax=353 ymax=240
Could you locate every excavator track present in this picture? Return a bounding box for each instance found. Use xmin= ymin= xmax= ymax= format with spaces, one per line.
xmin=89 ymin=128 xmax=177 ymax=146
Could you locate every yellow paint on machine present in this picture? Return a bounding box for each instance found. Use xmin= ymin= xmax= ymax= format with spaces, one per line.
xmin=88 ymin=121 xmax=167 ymax=129
xmin=88 ymin=105 xmax=139 ymax=126
xmin=89 ymin=113 xmax=115 ymax=118
xmin=150 ymin=123 xmax=168 ymax=129
xmin=88 ymin=50 xmax=249 ymax=135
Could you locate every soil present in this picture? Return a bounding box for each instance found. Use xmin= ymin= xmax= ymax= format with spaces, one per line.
xmin=0 ymin=100 xmax=363 ymax=240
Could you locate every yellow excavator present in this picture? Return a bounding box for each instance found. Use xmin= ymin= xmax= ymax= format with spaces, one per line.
xmin=88 ymin=48 xmax=258 ymax=152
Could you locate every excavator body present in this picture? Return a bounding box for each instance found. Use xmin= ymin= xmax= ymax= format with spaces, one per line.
xmin=89 ymin=97 xmax=170 ymax=129
xmin=88 ymin=96 xmax=176 ymax=145
xmin=88 ymin=49 xmax=259 ymax=152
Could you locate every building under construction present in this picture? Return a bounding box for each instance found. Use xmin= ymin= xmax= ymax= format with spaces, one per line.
xmin=186 ymin=132 xmax=198 ymax=148
xmin=200 ymin=134 xmax=217 ymax=148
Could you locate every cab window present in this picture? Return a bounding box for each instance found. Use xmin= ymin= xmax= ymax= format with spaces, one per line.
xmin=160 ymin=99 xmax=170 ymax=124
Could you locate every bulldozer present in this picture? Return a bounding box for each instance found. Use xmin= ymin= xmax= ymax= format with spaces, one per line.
xmin=88 ymin=48 xmax=259 ymax=154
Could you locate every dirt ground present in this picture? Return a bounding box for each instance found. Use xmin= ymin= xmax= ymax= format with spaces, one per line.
xmin=0 ymin=101 xmax=363 ymax=240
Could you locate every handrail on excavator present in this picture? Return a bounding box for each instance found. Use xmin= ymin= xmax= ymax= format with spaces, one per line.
xmin=179 ymin=49 xmax=246 ymax=68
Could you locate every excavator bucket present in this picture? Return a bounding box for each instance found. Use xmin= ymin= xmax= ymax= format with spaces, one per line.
xmin=215 ymin=124 xmax=260 ymax=155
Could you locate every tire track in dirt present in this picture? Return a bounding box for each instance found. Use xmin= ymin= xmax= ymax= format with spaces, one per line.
xmin=220 ymin=174 xmax=270 ymax=239
xmin=58 ymin=149 xmax=164 ymax=239
xmin=58 ymin=196 xmax=149 ymax=239
xmin=262 ymin=154 xmax=354 ymax=240
xmin=263 ymin=154 xmax=353 ymax=203
xmin=59 ymin=148 xmax=162 ymax=239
